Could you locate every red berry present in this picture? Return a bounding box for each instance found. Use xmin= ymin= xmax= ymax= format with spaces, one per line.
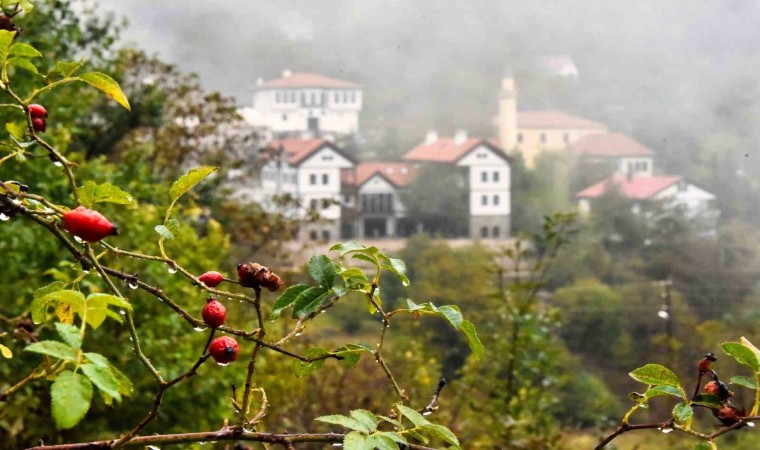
xmin=28 ymin=104 xmax=47 ymax=119
xmin=208 ymin=336 xmax=239 ymax=364
xmin=237 ymin=262 xmax=284 ymax=291
xmin=198 ymin=271 xmax=224 ymax=287
xmin=62 ymin=206 xmax=119 ymax=243
xmin=704 ymin=381 xmax=720 ymax=396
xmin=32 ymin=117 xmax=46 ymax=132
xmin=202 ymin=297 xmax=226 ymax=328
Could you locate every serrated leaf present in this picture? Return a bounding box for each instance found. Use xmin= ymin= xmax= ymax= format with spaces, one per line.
xmin=83 ymin=293 xmax=131 ymax=329
xmin=721 ymin=342 xmax=760 ymax=372
xmin=378 ymin=415 xmax=404 ymax=428
xmin=8 ymin=57 xmax=38 ymax=74
xmin=55 ymin=60 xmax=84 ymax=78
xmin=0 ymin=30 xmax=15 ymax=63
xmin=308 ymin=254 xmax=336 ymax=289
xmin=51 ymin=371 xmax=93 ymax=429
xmin=460 ymin=320 xmax=484 ymax=360
xmin=76 ymin=181 xmax=135 ymax=209
xmin=376 ymin=432 xmax=407 ymax=445
xmin=334 ymin=344 xmax=371 ymax=369
xmin=25 ymin=340 xmax=77 ymax=361
xmin=691 ymin=394 xmax=722 ymax=410
xmin=647 ymin=385 xmax=683 ymax=399
xmin=55 ymin=322 xmax=81 ymax=350
xmin=83 ymin=352 xmax=110 ymax=368
xmin=154 ymin=224 xmax=174 ymax=240
xmin=672 ymin=402 xmax=693 ymax=426
xmin=363 ymin=435 xmax=398 ymax=450
xmin=419 ymin=423 xmax=460 ymax=448
xmin=169 ymin=166 xmax=217 ymax=202
xmin=343 ymin=431 xmax=367 ymax=449
xmin=78 ymin=72 xmax=130 ymax=110
xmin=31 ymin=287 xmax=84 ymax=324
xmin=382 ymin=258 xmax=409 ymax=286
xmin=730 ymin=375 xmax=758 ymax=390
xmin=315 ymin=414 xmax=370 ymax=432
xmin=291 ymin=286 xmax=329 ymax=319
xmin=271 ymin=284 xmax=309 ymax=320
xmin=5 ymin=121 xmax=24 ymax=141
xmin=349 ymin=409 xmax=378 ymax=432
xmin=397 ymin=404 xmax=430 ymax=427
xmin=293 ymin=348 xmax=328 ymax=377
xmin=629 ymin=364 xmax=681 ymax=387
xmin=0 ymin=343 xmax=12 ymax=358
xmin=330 ymin=241 xmax=366 ymax=255
xmin=740 ymin=337 xmax=760 ymax=361
xmin=9 ymin=42 xmax=41 ymax=58
xmin=80 ymin=364 xmax=122 ymax=402
xmin=438 ymin=305 xmax=464 ymax=330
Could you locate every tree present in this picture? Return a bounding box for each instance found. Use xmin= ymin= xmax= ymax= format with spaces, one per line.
xmin=399 ymin=164 xmax=469 ymax=237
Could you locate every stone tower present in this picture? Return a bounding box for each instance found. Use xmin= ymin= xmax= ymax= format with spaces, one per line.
xmin=497 ymin=70 xmax=517 ymax=153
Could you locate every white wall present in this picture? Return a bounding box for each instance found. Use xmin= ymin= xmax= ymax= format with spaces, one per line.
xmin=251 ymin=88 xmax=362 ymax=135
xmin=617 ymin=157 xmax=654 ymax=176
xmin=457 ymin=145 xmax=511 ymax=216
xmin=655 ymin=182 xmax=715 ymax=217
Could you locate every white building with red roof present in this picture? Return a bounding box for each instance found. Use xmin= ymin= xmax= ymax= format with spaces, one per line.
xmin=244 ymin=70 xmax=362 ymax=139
xmin=576 ymin=174 xmax=716 ymax=222
xmin=570 ymin=132 xmax=655 ymax=177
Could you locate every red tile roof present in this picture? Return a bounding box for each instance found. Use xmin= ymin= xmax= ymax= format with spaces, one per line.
xmin=570 ymin=132 xmax=654 ymax=157
xmin=403 ymin=138 xmax=503 ymax=163
xmin=343 ymin=162 xmax=418 ymax=188
xmin=577 ymin=175 xmax=680 ymax=200
xmin=260 ymin=72 xmax=360 ymax=89
xmin=517 ymin=110 xmax=607 ymax=130
xmin=268 ymin=138 xmax=328 ymax=165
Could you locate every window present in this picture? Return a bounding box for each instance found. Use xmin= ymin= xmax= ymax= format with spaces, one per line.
xmin=351 ymin=91 xmax=356 ymax=103
xmin=334 ymin=92 xmax=340 ymax=104
xmin=321 ymin=198 xmax=332 ymax=208
xmin=493 ymin=171 xmax=500 ymax=182
xmin=481 ymin=171 xmax=488 ymax=182
xmin=540 ymin=133 xmax=547 ymax=144
xmin=310 ymin=199 xmax=318 ymax=209
xmin=282 ymin=114 xmax=288 ymax=121
xmin=321 ymin=230 xmax=330 ymax=241
xmin=517 ymin=133 xmax=523 ymax=143
xmin=564 ymin=132 xmax=570 ymax=144
xmin=275 ymin=91 xmax=281 ymax=103
xmin=322 ymin=174 xmax=329 ymax=185
xmin=492 ymin=226 xmax=500 ymax=238
xmin=476 ymin=152 xmax=487 ymax=159
xmin=480 ymin=227 xmax=489 ymax=238
xmin=493 ymin=195 xmax=500 ymax=205
xmin=302 ymin=92 xmax=308 ymax=105
xmin=321 ymin=154 xmax=334 ymax=161
xmin=309 ymin=230 xmax=318 ymax=241
xmin=481 ymin=195 xmax=488 ymax=206
xmin=309 ymin=174 xmax=317 ymax=185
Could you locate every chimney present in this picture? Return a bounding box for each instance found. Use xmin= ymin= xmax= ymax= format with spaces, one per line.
xmin=256 ymin=77 xmax=264 ymax=86
xmin=425 ymin=130 xmax=438 ymax=145
xmin=454 ymin=129 xmax=468 ymax=145
xmin=282 ymin=69 xmax=293 ymax=78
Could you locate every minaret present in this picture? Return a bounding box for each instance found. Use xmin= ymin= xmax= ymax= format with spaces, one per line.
xmin=498 ymin=69 xmax=517 ymax=152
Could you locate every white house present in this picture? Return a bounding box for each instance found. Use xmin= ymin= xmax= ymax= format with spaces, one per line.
xmin=261 ymin=138 xmax=355 ymax=240
xmin=537 ymin=55 xmax=580 ymax=79
xmin=244 ymin=70 xmax=362 ymax=139
xmin=570 ymin=132 xmax=655 ymax=177
xmin=403 ymin=131 xmax=512 ymax=239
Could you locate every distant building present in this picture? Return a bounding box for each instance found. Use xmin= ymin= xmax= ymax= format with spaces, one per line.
xmin=403 ymin=131 xmax=512 ymax=239
xmin=242 ymin=70 xmax=362 ymax=139
xmin=497 ymin=74 xmax=607 ymax=167
xmin=576 ymin=175 xmax=717 ymax=225
xmin=537 ymin=55 xmax=580 ymax=79
xmin=570 ymin=132 xmax=655 ymax=177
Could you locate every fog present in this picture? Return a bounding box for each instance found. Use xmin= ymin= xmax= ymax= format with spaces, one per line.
xmin=97 ymin=0 xmax=760 ymax=218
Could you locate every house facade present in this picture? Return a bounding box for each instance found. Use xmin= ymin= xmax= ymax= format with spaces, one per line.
xmin=243 ymin=71 xmax=362 ymax=139
xmin=570 ymin=132 xmax=655 ymax=177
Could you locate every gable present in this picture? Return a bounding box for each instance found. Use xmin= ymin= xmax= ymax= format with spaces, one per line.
xmin=358 ymin=174 xmax=397 ymax=194
xmin=298 ymin=146 xmax=354 ymax=169
xmin=456 ymin=144 xmax=511 ymax=166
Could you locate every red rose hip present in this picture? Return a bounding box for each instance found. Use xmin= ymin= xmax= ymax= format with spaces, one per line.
xmin=28 ymin=104 xmax=48 ymax=118
xmin=202 ymin=297 xmax=226 ymax=328
xmin=32 ymin=117 xmax=46 ymax=132
xmin=209 ymin=336 xmax=239 ymax=364
xmin=198 ymin=271 xmax=224 ymax=287
xmin=62 ymin=206 xmax=118 ymax=242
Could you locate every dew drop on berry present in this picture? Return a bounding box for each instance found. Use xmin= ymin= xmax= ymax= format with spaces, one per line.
xmin=216 ymin=362 xmax=230 ymax=367
xmin=0 ymin=213 xmax=9 ymax=221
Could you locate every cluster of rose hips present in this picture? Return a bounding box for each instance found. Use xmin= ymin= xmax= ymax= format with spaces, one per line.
xmin=696 ymin=353 xmax=746 ymax=426
xmin=28 ymin=103 xmax=47 ymax=133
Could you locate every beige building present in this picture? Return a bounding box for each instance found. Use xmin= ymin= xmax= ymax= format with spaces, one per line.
xmin=497 ymin=75 xmax=607 ymax=167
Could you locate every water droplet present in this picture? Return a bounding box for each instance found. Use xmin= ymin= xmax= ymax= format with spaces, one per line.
xmin=167 ymin=265 xmax=177 ymax=274
xmin=216 ymin=362 xmax=229 ymax=367
xmin=332 ymin=444 xmax=343 ymax=447
xmin=376 ymin=343 xmax=381 ymax=347
xmin=128 ymin=281 xmax=138 ymax=289
xmin=0 ymin=213 xmax=9 ymax=221
xmin=119 ymin=310 xmax=126 ymax=316
xmin=660 ymin=427 xmax=673 ymax=434
xmin=748 ymin=422 xmax=756 ymax=428
xmin=194 ymin=326 xmax=207 ymax=332
xmin=82 ymin=269 xmax=90 ymax=274
xmin=53 ymin=161 xmax=63 ymax=167
xmin=658 ymin=310 xmax=670 ymax=320
xmin=74 ymin=236 xmax=83 ymax=243
xmin=295 ymin=332 xmax=302 ymax=337
xmin=10 ymin=199 xmax=21 ymax=206
xmin=422 ymin=411 xmax=432 ymax=416
xmin=199 ymin=442 xmax=207 ymax=445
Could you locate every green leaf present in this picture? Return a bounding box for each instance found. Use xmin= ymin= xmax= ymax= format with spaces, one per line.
xmin=343 ymin=431 xmax=367 ymax=449
xmin=0 ymin=30 xmax=15 ymax=63
xmin=376 ymin=432 xmax=408 ymax=446
xmin=291 ymin=286 xmax=329 ymax=319
xmin=5 ymin=121 xmax=24 ymax=141
xmin=338 ymin=267 xmax=369 ymax=287
xmin=363 ymin=435 xmax=398 ymax=450
xmin=271 ymin=284 xmax=310 ymax=320
xmin=55 ymin=60 xmax=84 ymax=78
xmin=9 ymin=42 xmax=41 ymax=58
xmin=349 ymin=409 xmax=378 ymax=432
xmin=721 ymin=342 xmax=760 ymax=372
xmin=730 ymin=375 xmax=758 ymax=390
xmin=30 ymin=282 xmax=69 ymax=323
xmin=330 ymin=241 xmax=366 ymax=255
xmin=334 ymin=344 xmax=371 ymax=369
xmin=83 ymin=352 xmax=110 ymax=368
xmin=80 ymin=363 xmax=122 ymax=402
xmin=694 ymin=443 xmax=713 ymax=450
xmin=83 ymin=293 xmax=131 ymax=329
xmin=0 ymin=343 xmax=12 ymax=359
xmin=378 ymin=415 xmax=404 ymax=428
xmin=293 ymin=348 xmax=328 ymax=377
xmin=315 ymin=414 xmax=370 ymax=432
xmin=76 ymin=181 xmax=135 ymax=208
xmin=396 ymin=404 xmax=430 ymax=427
xmin=672 ymin=402 xmax=693 ymax=426
xmin=691 ymin=394 xmax=723 ymax=410
xmin=437 ymin=305 xmax=464 ymax=330
xmin=647 ymin=385 xmax=684 ymax=399
xmin=24 ymin=340 xmax=77 ymax=361
xmin=308 ymin=254 xmax=336 ymax=289
xmin=419 ymin=423 xmax=461 ymax=448
xmin=460 ymin=320 xmax=484 ymax=360
xmin=8 ymin=57 xmax=38 ymax=74
xmin=629 ymin=364 xmax=681 ymax=387
xmin=51 ymin=371 xmax=93 ymax=429
xmin=154 ymin=224 xmax=174 ymax=240
xmin=78 ymin=72 xmax=130 ymax=111
xmin=169 ymin=166 xmax=217 ymax=203
xmin=740 ymin=337 xmax=760 ymax=362
xmin=381 ymin=257 xmax=410 ymax=286
xmin=109 ymin=364 xmax=134 ymax=397
xmin=55 ymin=322 xmax=81 ymax=350
xmin=17 ymin=0 xmax=34 ymax=14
